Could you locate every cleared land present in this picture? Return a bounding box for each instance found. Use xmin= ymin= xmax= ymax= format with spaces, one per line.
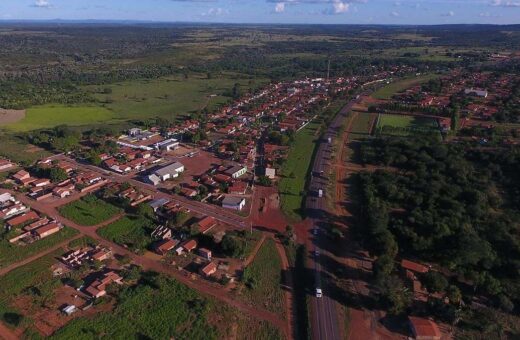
xmin=278 ymin=120 xmax=320 ymax=221
xmin=97 ymin=215 xmax=154 ymax=251
xmin=0 ymin=132 xmax=51 ymax=165
xmin=372 ymin=74 xmax=439 ymax=100
xmin=376 ymin=113 xmax=439 ymax=137
xmin=5 ymin=105 xmax=115 ymax=132
xmin=2 ymin=74 xmax=268 ymax=131
xmin=88 ymin=74 xmax=268 ymax=121
xmin=58 ymin=195 xmax=122 ymax=226
xmin=51 ymin=274 xmax=233 ymax=339
xmin=0 ymin=249 xmax=64 ymax=329
xmin=0 ymin=227 xmax=78 ymax=269
xmin=242 ymin=238 xmax=285 ymax=317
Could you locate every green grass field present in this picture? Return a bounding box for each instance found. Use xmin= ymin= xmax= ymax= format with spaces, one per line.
xmin=372 ymin=74 xmax=440 ymax=100
xmin=279 ymin=120 xmax=321 ymax=221
xmin=97 ymin=215 xmax=154 ymax=251
xmin=59 ymin=195 xmax=122 ymax=226
xmin=6 ymin=105 xmax=116 ymax=132
xmin=88 ymin=74 xmax=268 ymax=121
xmin=376 ymin=113 xmax=439 ymax=136
xmin=0 ymin=227 xmax=78 ymax=269
xmin=2 ymin=74 xmax=268 ymax=132
xmin=242 ymin=238 xmax=285 ymax=317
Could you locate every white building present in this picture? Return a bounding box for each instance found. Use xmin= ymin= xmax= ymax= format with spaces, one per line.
xmin=154 ymin=138 xmax=180 ymax=152
xmin=147 ymin=162 xmax=185 ymax=185
xmin=464 ymin=88 xmax=488 ymax=98
xmin=265 ymin=168 xmax=276 ymax=179
xmin=222 ymin=196 xmax=246 ymax=211
xmin=224 ymin=165 xmax=247 ymax=179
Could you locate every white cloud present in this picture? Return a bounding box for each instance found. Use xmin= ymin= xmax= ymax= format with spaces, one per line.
xmin=275 ymin=2 xmax=286 ymax=12
xmin=441 ymin=10 xmax=455 ymax=16
xmin=332 ymin=0 xmax=350 ymax=13
xmin=201 ymin=7 xmax=229 ymax=16
xmin=491 ymin=0 xmax=520 ymax=6
xmin=391 ymin=11 xmax=399 ymax=16
xmin=32 ymin=0 xmax=53 ymax=8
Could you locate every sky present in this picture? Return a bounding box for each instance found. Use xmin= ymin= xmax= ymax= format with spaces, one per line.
xmin=0 ymin=0 xmax=519 ymax=25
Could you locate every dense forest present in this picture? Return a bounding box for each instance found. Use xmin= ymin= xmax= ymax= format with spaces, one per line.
xmin=356 ymin=137 xmax=520 ymax=326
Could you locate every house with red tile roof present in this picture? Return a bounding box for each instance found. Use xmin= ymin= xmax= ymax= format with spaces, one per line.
xmin=154 ymin=238 xmax=179 ymax=255
xmin=408 ymin=316 xmax=441 ymax=340
xmin=6 ymin=211 xmax=39 ymax=228
xmin=200 ymin=261 xmax=217 ymax=277
xmin=401 ymin=259 xmax=429 ymax=274
xmin=85 ymin=271 xmax=123 ymax=298
xmin=197 ymin=216 xmax=217 ymax=234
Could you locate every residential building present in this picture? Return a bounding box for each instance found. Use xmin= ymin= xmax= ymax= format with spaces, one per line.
xmin=182 ymin=239 xmax=198 ymax=252
xmin=33 ymin=223 xmax=61 ymax=239
xmin=197 ymin=216 xmax=217 ymax=234
xmin=85 ymin=271 xmax=123 ymax=298
xmin=265 ymin=168 xmax=276 ymax=179
xmin=6 ymin=211 xmax=39 ymax=228
xmin=200 ymin=261 xmax=217 ymax=277
xmin=0 ymin=159 xmax=14 ymax=171
xmin=224 ymin=165 xmax=247 ymax=179
xmin=198 ymin=248 xmax=212 ymax=260
xmin=151 ymin=225 xmax=172 ymax=240
xmin=154 ymin=238 xmax=179 ymax=255
xmin=408 ymin=316 xmax=441 ymax=340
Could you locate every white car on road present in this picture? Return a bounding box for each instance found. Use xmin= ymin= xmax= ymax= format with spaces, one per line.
xmin=315 ymin=288 xmax=323 ymax=298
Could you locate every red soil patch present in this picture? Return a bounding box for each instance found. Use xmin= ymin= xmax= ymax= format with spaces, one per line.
xmin=0 ymin=109 xmax=25 ymax=125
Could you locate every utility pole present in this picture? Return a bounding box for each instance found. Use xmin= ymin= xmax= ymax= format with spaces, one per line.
xmin=327 ymin=58 xmax=331 ymax=80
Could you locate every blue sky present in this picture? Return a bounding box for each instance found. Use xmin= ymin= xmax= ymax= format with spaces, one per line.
xmin=0 ymin=0 xmax=519 ymax=25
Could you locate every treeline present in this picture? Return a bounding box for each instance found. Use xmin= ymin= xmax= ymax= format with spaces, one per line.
xmin=356 ymin=137 xmax=520 ymax=317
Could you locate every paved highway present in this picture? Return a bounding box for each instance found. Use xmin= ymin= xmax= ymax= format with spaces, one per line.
xmin=307 ymin=95 xmax=363 ymax=340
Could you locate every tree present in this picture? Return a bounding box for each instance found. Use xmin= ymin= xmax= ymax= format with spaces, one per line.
xmin=135 ymin=203 xmax=154 ymax=220
xmin=49 ymin=167 xmax=68 ymax=183
xmin=422 ymin=271 xmax=449 ymax=293
xmin=221 ymin=234 xmax=245 ymax=258
xmin=258 ymin=175 xmax=272 ymax=187
xmin=446 ymin=285 xmax=462 ymax=305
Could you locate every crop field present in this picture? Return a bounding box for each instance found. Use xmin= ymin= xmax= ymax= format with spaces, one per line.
xmin=0 ymin=227 xmax=78 ymax=269
xmin=97 ymin=215 xmax=154 ymax=251
xmin=376 ymin=113 xmax=439 ymax=136
xmin=58 ymin=195 xmax=122 ymax=226
xmin=5 ymin=105 xmax=116 ymax=132
xmin=242 ymin=239 xmax=285 ymax=317
xmin=279 ymin=120 xmax=321 ymax=221
xmin=372 ymin=74 xmax=439 ymax=100
xmin=51 ymin=273 xmax=243 ymax=340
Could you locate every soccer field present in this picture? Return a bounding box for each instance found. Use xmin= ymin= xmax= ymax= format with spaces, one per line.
xmin=376 ymin=113 xmax=439 ymax=136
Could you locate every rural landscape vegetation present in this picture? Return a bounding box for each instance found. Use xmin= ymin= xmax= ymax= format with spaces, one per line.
xmin=0 ymin=10 xmax=519 ymax=340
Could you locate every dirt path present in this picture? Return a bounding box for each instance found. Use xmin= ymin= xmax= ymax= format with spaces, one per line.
xmin=274 ymin=238 xmax=294 ymax=340
xmin=0 ymin=109 xmax=25 ymax=125
xmin=0 ymin=234 xmax=83 ymax=276
xmin=243 ymin=234 xmax=266 ymax=267
xmin=1 ymin=190 xmax=288 ymax=337
xmin=0 ymin=321 xmax=19 ymax=340
xmin=331 ymin=111 xmax=404 ymax=340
